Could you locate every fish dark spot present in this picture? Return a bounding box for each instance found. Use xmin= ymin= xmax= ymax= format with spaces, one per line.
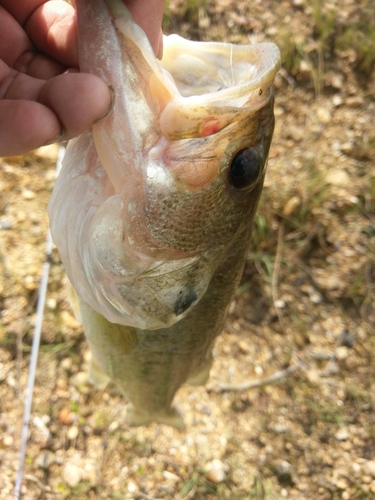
xmin=230 ymin=148 xmax=261 ymax=190
xmin=174 ymin=290 xmax=198 ymax=316
xmin=258 ymin=88 xmax=263 ymax=95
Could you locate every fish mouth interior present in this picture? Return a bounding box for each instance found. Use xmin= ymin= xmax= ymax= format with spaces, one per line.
xmin=161 ymin=38 xmax=281 ymax=99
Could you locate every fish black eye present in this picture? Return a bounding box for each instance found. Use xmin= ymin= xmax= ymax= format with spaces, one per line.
xmin=230 ymin=148 xmax=262 ymax=190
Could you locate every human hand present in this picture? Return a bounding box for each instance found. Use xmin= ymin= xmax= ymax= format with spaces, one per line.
xmin=0 ymin=0 xmax=164 ymax=157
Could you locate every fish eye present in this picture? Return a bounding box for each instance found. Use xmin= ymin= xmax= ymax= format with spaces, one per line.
xmin=230 ymin=148 xmax=262 ymax=190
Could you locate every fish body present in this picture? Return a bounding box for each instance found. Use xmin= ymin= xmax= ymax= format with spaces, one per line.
xmin=48 ymin=0 xmax=280 ymax=428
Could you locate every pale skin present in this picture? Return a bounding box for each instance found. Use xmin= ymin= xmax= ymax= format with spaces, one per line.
xmin=0 ymin=0 xmax=164 ymax=157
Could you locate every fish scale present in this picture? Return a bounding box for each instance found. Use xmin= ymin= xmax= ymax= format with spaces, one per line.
xmin=48 ymin=0 xmax=281 ymax=428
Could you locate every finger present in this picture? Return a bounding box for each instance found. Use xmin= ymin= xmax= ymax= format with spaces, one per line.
xmin=0 ymin=100 xmax=61 ymax=156
xmin=25 ymin=1 xmax=78 ymax=67
xmin=38 ymin=72 xmax=112 ymax=140
xmin=125 ymin=0 xmax=164 ymax=56
xmin=0 ymin=0 xmax=45 ymax=25
xmin=0 ymin=5 xmax=33 ymax=67
xmin=0 ymin=72 xmax=112 ymax=157
xmin=0 ymin=1 xmax=76 ymax=77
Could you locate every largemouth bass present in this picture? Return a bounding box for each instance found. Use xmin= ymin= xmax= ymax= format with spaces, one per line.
xmin=48 ymin=0 xmax=280 ymax=429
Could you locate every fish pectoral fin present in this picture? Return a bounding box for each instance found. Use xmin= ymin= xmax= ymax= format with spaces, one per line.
xmin=126 ymin=405 xmax=186 ymax=431
xmin=88 ymin=357 xmax=111 ymax=390
xmin=186 ymin=356 xmax=213 ymax=386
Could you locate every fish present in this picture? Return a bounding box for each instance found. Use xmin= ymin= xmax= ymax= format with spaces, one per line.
xmin=47 ymin=0 xmax=281 ymax=429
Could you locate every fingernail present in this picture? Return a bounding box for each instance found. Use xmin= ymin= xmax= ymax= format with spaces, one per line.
xmin=44 ymin=127 xmax=65 ymax=146
xmin=94 ymin=85 xmax=115 ymax=124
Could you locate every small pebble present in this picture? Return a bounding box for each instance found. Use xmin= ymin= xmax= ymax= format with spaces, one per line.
xmin=60 ymin=310 xmax=82 ymax=329
xmin=46 ymin=298 xmax=57 ymax=310
xmin=317 ymin=107 xmax=331 ymax=124
xmin=326 ymin=170 xmax=350 ymax=186
xmin=58 ymin=407 xmax=73 ymax=426
xmin=63 ymin=464 xmax=82 ymax=487
xmin=36 ymin=451 xmax=55 ymax=470
xmin=23 ymin=276 xmax=36 ymax=291
xmin=336 ymin=478 xmax=348 ymax=489
xmin=363 ymin=461 xmax=375 ymax=478
xmin=362 ymin=475 xmax=372 ymax=484
xmin=238 ymin=341 xmax=250 ymax=354
xmin=163 ymin=470 xmax=180 ymax=483
xmin=287 ymin=125 xmax=304 ymax=142
xmin=332 ymin=94 xmax=342 ymax=106
xmin=204 ymin=459 xmax=227 ymax=484
xmin=346 ymin=96 xmax=364 ymax=107
xmin=67 ymin=426 xmax=79 ymax=441
xmin=273 ymin=459 xmax=293 ymax=485
xmin=108 ymin=420 xmax=119 ymax=433
xmin=341 ymin=142 xmax=354 ymax=154
xmin=283 ymin=195 xmax=301 ymax=216
xmin=71 ymin=371 xmax=88 ymax=387
xmin=22 ymin=189 xmax=35 ymax=200
xmin=335 ymin=427 xmax=349 ymax=441
xmin=336 ymin=346 xmax=349 ymax=360
xmin=127 ymin=481 xmax=137 ymax=493
xmin=0 ymin=219 xmax=12 ymax=229
xmin=3 ymin=435 xmax=13 ymax=447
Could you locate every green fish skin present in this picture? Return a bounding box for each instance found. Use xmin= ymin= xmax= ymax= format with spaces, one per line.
xmin=48 ymin=0 xmax=281 ymax=429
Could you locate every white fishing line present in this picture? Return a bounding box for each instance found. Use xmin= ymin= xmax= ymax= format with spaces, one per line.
xmin=14 ymin=143 xmax=65 ymax=500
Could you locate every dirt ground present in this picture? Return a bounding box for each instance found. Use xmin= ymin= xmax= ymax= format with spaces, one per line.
xmin=1 ymin=0 xmax=375 ymax=498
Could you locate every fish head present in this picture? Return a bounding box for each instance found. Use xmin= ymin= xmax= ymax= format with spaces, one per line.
xmin=49 ymin=0 xmax=281 ymax=329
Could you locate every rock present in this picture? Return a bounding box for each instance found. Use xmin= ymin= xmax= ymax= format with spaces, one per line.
xmin=336 ymin=478 xmax=348 ymax=490
xmin=163 ymin=470 xmax=180 ymax=483
xmin=340 ymin=331 xmax=355 ymax=348
xmin=0 ymin=219 xmax=12 ymax=229
xmin=362 ymin=460 xmax=375 ymax=478
xmin=60 ymin=310 xmax=82 ymax=329
xmin=36 ymin=451 xmax=55 ymax=469
xmin=341 ymin=142 xmax=354 ymax=154
xmin=317 ymin=107 xmax=331 ymax=124
xmin=71 ymin=371 xmax=88 ymax=388
xmin=238 ymin=340 xmax=250 ymax=354
xmin=67 ymin=426 xmax=79 ymax=441
xmin=46 ymin=298 xmax=57 ymax=310
xmin=58 ymin=407 xmax=73 ymax=426
xmin=287 ymin=125 xmax=304 ymax=142
xmin=335 ymin=427 xmax=349 ymax=441
xmin=332 ymin=94 xmax=343 ymax=107
xmin=326 ymin=169 xmax=350 ymax=186
xmin=345 ymin=96 xmax=364 ymax=108
xmin=22 ymin=189 xmax=35 ymax=200
xmin=204 ymin=459 xmax=227 ymax=484
xmin=283 ymin=195 xmax=301 ymax=216
xmin=127 ymin=480 xmax=137 ymax=493
xmin=63 ymin=463 xmax=82 ymax=487
xmin=273 ymin=459 xmax=293 ymax=486
xmin=336 ymin=346 xmax=349 ymax=360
